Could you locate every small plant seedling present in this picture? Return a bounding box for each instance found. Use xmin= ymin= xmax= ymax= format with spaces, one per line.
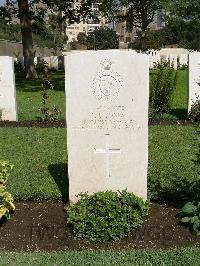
xmin=38 ymin=61 xmax=61 ymax=121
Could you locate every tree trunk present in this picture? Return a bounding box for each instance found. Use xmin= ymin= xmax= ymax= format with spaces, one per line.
xmin=18 ymin=0 xmax=37 ymax=79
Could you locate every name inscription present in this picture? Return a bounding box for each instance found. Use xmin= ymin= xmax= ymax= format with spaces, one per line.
xmin=72 ymin=106 xmax=142 ymax=130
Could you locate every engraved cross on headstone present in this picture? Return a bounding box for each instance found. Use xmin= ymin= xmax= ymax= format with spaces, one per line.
xmin=94 ymin=134 xmax=122 ymax=178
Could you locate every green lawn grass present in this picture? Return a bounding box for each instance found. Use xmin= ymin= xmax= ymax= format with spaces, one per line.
xmin=0 ymin=125 xmax=198 ymax=202
xmin=148 ymin=125 xmax=199 ymax=201
xmin=165 ymin=69 xmax=188 ymax=120
xmin=171 ymin=70 xmax=188 ymax=110
xmin=16 ymin=70 xmax=188 ymax=121
xmin=1 ymin=248 xmax=200 ymax=265
xmin=16 ymin=71 xmax=66 ymax=121
xmin=2 ymin=69 xmax=198 ymax=261
xmin=0 ymin=127 xmax=67 ymax=200
xmin=149 ymin=69 xmax=188 ymax=120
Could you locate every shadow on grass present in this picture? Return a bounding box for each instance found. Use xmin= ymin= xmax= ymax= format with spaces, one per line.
xmin=15 ymin=70 xmax=65 ymax=92
xmin=15 ymin=78 xmax=41 ymax=92
xmin=169 ymin=108 xmax=188 ymax=120
xmin=48 ymin=163 xmax=69 ymax=203
xmin=149 ymin=172 xmax=200 ymax=208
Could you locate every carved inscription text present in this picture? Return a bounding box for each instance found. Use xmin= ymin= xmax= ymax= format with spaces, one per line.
xmin=73 ymin=105 xmax=142 ymax=130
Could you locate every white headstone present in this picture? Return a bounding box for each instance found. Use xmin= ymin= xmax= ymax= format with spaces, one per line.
xmin=148 ymin=50 xmax=160 ymax=69
xmin=58 ymin=56 xmax=64 ymax=70
xmin=34 ymin=57 xmax=38 ymax=65
xmin=166 ymin=54 xmax=170 ymax=65
xmin=188 ymin=52 xmax=200 ymax=111
xmin=0 ymin=56 xmax=17 ymax=121
xmin=170 ymin=54 xmax=178 ymax=69
xmin=50 ymin=56 xmax=58 ymax=70
xmin=179 ymin=54 xmax=188 ymax=67
xmin=65 ymin=50 xmax=149 ymax=203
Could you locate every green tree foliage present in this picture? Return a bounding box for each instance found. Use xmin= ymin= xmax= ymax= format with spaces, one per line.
xmin=130 ymin=29 xmax=162 ymax=50
xmin=119 ymin=0 xmax=163 ymax=51
xmin=87 ymin=26 xmax=119 ymax=50
xmin=77 ymin=32 xmax=87 ymax=45
xmin=0 ymin=18 xmax=21 ymax=42
xmin=0 ymin=0 xmax=95 ymax=78
xmin=163 ymin=0 xmax=200 ymax=50
xmin=47 ymin=12 xmax=68 ymax=55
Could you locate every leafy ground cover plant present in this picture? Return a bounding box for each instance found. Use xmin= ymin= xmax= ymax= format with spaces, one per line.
xmin=0 ymin=186 xmax=15 ymax=220
xmin=149 ymin=62 xmax=177 ymax=120
xmin=0 ymin=161 xmax=15 ymax=221
xmin=66 ymin=190 xmax=149 ymax=242
xmin=180 ymin=202 xmax=200 ymax=236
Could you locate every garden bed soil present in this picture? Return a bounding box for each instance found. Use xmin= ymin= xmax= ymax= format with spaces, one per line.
xmin=0 ymin=120 xmax=192 ymax=128
xmin=0 ymin=202 xmax=199 ymax=252
xmin=0 ymin=120 xmax=66 ymax=128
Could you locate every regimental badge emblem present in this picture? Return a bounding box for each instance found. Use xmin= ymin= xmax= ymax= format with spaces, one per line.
xmin=92 ymin=59 xmax=123 ymax=103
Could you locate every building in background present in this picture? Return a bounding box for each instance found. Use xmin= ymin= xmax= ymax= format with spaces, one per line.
xmin=149 ymin=10 xmax=165 ymax=30
xmin=66 ymin=2 xmax=107 ymax=43
xmin=115 ymin=9 xmax=165 ymax=44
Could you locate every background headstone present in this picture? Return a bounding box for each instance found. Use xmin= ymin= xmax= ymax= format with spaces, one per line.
xmin=0 ymin=56 xmax=17 ymax=121
xmin=170 ymin=54 xmax=178 ymax=69
xmin=179 ymin=54 xmax=188 ymax=67
xmin=160 ymin=55 xmax=167 ymax=63
xmin=50 ymin=56 xmax=58 ymax=70
xmin=58 ymin=56 xmax=64 ymax=70
xmin=188 ymin=52 xmax=200 ymax=111
xmin=34 ymin=57 xmax=38 ymax=65
xmin=65 ymin=50 xmax=149 ymax=203
xmin=148 ymin=50 xmax=160 ymax=69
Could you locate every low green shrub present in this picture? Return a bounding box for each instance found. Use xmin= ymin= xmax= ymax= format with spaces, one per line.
xmin=0 ymin=161 xmax=15 ymax=221
xmin=149 ymin=62 xmax=177 ymax=120
xmin=180 ymin=202 xmax=200 ymax=236
xmin=66 ymin=190 xmax=149 ymax=242
xmin=189 ymin=99 xmax=200 ymax=123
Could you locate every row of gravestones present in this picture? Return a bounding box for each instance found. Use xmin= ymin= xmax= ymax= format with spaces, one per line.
xmin=16 ymin=56 xmax=65 ymax=70
xmin=16 ymin=52 xmax=188 ymax=71
xmin=0 ymin=51 xmax=199 ymax=202
xmin=148 ymin=50 xmax=189 ymax=69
